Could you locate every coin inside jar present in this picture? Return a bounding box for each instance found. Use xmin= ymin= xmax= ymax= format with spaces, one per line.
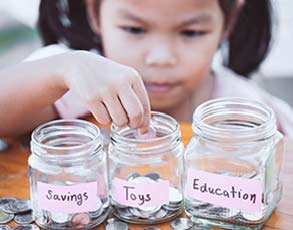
xmin=70 ymin=213 xmax=91 ymax=228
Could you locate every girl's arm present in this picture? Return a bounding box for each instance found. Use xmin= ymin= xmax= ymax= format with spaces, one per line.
xmin=0 ymin=51 xmax=150 ymax=137
xmin=0 ymin=56 xmax=66 ymax=136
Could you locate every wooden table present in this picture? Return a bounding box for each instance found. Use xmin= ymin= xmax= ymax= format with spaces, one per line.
xmin=0 ymin=122 xmax=292 ymax=229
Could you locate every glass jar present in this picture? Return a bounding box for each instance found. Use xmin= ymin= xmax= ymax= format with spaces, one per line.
xmin=184 ymin=98 xmax=283 ymax=230
xmin=29 ymin=119 xmax=109 ymax=229
xmin=109 ymin=111 xmax=184 ymax=224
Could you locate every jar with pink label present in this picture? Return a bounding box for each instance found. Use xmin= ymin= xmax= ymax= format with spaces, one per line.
xmin=108 ymin=111 xmax=184 ymax=224
xmin=29 ymin=119 xmax=109 ymax=229
xmin=184 ymin=98 xmax=283 ymax=229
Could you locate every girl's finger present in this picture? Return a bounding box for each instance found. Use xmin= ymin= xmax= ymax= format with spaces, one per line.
xmin=132 ymin=77 xmax=151 ymax=131
xmin=102 ymin=93 xmax=128 ymax=127
xmin=88 ymin=100 xmax=111 ymax=125
xmin=118 ymin=86 xmax=144 ymax=129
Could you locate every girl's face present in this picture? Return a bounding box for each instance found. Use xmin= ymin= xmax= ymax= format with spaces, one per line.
xmin=89 ymin=0 xmax=224 ymax=111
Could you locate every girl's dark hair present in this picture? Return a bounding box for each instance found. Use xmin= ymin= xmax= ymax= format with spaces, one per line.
xmin=38 ymin=0 xmax=273 ymax=77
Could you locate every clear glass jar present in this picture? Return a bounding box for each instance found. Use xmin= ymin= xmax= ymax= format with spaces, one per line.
xmin=29 ymin=119 xmax=109 ymax=229
xmin=109 ymin=111 xmax=184 ymax=224
xmin=184 ymin=98 xmax=283 ymax=230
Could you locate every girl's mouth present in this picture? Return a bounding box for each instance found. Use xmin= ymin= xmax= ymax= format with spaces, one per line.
xmin=144 ymin=82 xmax=179 ymax=93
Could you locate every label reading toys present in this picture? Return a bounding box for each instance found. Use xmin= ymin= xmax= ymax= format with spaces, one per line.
xmin=113 ymin=177 xmax=169 ymax=208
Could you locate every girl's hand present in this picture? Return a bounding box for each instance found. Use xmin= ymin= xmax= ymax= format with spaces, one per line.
xmin=60 ymin=50 xmax=150 ymax=130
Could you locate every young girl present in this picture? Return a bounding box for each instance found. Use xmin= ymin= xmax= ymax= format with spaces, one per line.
xmin=0 ymin=0 xmax=292 ymax=137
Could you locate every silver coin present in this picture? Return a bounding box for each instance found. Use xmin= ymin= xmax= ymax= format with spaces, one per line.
xmin=130 ymin=206 xmax=161 ymax=219
xmin=148 ymin=208 xmax=168 ymax=219
xmin=14 ymin=211 xmax=34 ymax=224
xmin=2 ymin=200 xmax=31 ymax=214
xmin=89 ymin=205 xmax=104 ymax=219
xmin=51 ymin=212 xmax=69 ymax=224
xmin=105 ymin=221 xmax=128 ymax=230
xmin=130 ymin=176 xmax=155 ymax=184
xmin=0 ymin=225 xmax=11 ymax=230
xmin=116 ymin=207 xmax=137 ymax=219
xmin=13 ymin=225 xmax=40 ymax=230
xmin=0 ymin=210 xmax=14 ymax=224
xmin=106 ymin=217 xmax=120 ymax=224
xmin=0 ymin=139 xmax=9 ymax=152
xmin=169 ymin=187 xmax=183 ymax=204
xmin=170 ymin=218 xmax=194 ymax=229
xmin=190 ymin=225 xmax=213 ymax=230
xmin=241 ymin=211 xmax=263 ymax=222
xmin=144 ymin=227 xmax=161 ymax=230
xmin=0 ymin=198 xmax=16 ymax=208
xmin=144 ymin=172 xmax=161 ymax=181
xmin=126 ymin=172 xmax=141 ymax=181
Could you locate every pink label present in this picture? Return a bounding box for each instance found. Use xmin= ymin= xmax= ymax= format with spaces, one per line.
xmin=37 ymin=181 xmax=100 ymax=213
xmin=186 ymin=169 xmax=263 ymax=212
xmin=113 ymin=177 xmax=169 ymax=208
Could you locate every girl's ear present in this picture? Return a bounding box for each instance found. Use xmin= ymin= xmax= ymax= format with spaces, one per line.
xmin=85 ymin=0 xmax=101 ymax=35
xmin=222 ymin=0 xmax=246 ymax=40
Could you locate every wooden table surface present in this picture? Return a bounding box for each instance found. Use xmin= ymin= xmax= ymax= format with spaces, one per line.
xmin=0 ymin=122 xmax=292 ymax=229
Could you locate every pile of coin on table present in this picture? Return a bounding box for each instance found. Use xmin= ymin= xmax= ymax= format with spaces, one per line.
xmin=0 ymin=197 xmax=38 ymax=230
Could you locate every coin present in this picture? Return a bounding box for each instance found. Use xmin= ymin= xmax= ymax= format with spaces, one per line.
xmin=2 ymin=199 xmax=31 ymax=214
xmin=169 ymin=187 xmax=183 ymax=204
xmin=126 ymin=172 xmax=141 ymax=181
xmin=0 ymin=225 xmax=11 ymax=230
xmin=134 ymin=126 xmax=156 ymax=140
xmin=170 ymin=218 xmax=194 ymax=229
xmin=148 ymin=208 xmax=168 ymax=220
xmin=14 ymin=211 xmax=35 ymax=224
xmin=241 ymin=211 xmax=263 ymax=222
xmin=106 ymin=218 xmax=121 ymax=224
xmin=51 ymin=211 xmax=69 ymax=224
xmin=13 ymin=224 xmax=40 ymax=230
xmin=144 ymin=172 xmax=161 ymax=181
xmin=0 ymin=198 xmax=16 ymax=208
xmin=70 ymin=212 xmax=91 ymax=228
xmin=105 ymin=221 xmax=128 ymax=230
xmin=0 ymin=210 xmax=14 ymax=224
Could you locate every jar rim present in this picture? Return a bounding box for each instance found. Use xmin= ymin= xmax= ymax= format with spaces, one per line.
xmin=110 ymin=111 xmax=181 ymax=154
xmin=192 ymin=97 xmax=277 ymax=142
xmin=31 ymin=119 xmax=103 ymax=153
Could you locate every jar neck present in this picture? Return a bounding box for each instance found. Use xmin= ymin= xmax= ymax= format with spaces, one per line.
xmin=31 ymin=119 xmax=103 ymax=162
xmin=192 ymin=98 xmax=277 ymax=143
xmin=110 ymin=111 xmax=181 ymax=155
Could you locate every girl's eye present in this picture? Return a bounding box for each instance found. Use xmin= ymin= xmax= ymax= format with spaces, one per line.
xmin=181 ymin=30 xmax=206 ymax=37
xmin=121 ymin=26 xmax=146 ymax=34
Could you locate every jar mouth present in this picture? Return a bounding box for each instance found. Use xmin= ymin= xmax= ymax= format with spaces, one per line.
xmin=192 ymin=98 xmax=277 ymax=143
xmin=31 ymin=119 xmax=103 ymax=158
xmin=110 ymin=111 xmax=181 ymax=154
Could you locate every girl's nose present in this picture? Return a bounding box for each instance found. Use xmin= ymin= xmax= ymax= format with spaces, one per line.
xmin=145 ymin=44 xmax=177 ymax=68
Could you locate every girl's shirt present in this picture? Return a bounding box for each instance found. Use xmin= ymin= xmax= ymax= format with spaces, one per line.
xmin=25 ymin=44 xmax=293 ymax=137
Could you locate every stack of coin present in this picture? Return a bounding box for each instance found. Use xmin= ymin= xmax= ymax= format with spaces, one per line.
xmin=0 ymin=197 xmax=38 ymax=230
xmin=112 ymin=172 xmax=183 ymax=223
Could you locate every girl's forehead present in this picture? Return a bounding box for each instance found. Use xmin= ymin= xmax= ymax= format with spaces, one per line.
xmin=102 ymin=0 xmax=222 ymax=24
